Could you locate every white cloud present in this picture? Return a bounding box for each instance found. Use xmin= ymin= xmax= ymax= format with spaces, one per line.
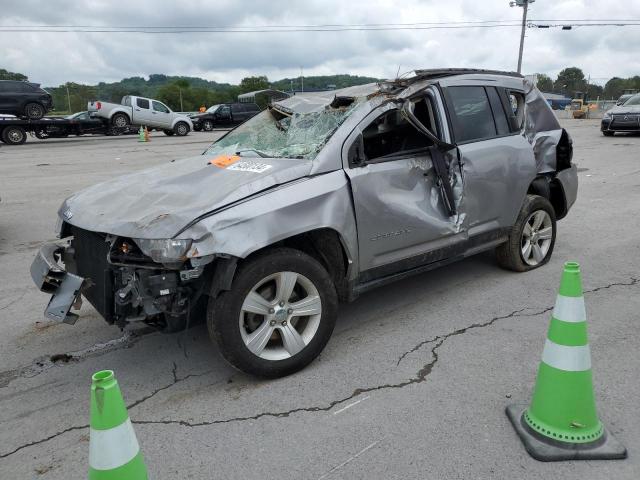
xmin=0 ymin=0 xmax=638 ymax=86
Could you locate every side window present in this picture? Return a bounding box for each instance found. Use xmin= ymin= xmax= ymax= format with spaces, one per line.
xmin=507 ymin=91 xmax=525 ymax=131
xmin=486 ymin=87 xmax=510 ymax=136
xmin=361 ymin=107 xmax=432 ymax=162
xmin=152 ymin=101 xmax=169 ymax=113
xmin=219 ymin=106 xmax=231 ymax=117
xmin=0 ymin=83 xmax=9 ymax=92
xmin=447 ymin=86 xmax=497 ymax=143
xmin=136 ymin=98 xmax=150 ymax=109
xmin=16 ymin=83 xmax=35 ymax=93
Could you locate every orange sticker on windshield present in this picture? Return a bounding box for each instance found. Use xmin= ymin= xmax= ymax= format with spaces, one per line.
xmin=209 ymin=154 xmax=240 ymax=168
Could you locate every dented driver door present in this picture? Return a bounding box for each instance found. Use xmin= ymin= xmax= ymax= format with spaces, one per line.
xmin=343 ymin=101 xmax=466 ymax=281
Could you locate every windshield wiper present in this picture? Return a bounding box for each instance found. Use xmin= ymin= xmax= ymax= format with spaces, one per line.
xmin=235 ymin=148 xmax=269 ymax=158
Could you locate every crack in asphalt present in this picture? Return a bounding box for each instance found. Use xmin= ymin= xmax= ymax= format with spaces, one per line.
xmin=0 ymin=328 xmax=155 ymax=389
xmin=2 ymin=277 xmax=638 ymax=458
xmin=0 ymin=291 xmax=27 ymax=312
xmin=126 ymin=362 xmax=213 ymax=411
xmin=0 ymin=362 xmax=211 ymax=459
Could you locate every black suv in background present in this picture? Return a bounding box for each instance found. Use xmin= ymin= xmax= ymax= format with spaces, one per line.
xmin=191 ymin=102 xmax=260 ymax=131
xmin=0 ymin=80 xmax=53 ymax=119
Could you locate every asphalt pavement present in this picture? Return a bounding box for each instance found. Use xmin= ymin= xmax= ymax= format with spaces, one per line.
xmin=0 ymin=121 xmax=638 ymax=479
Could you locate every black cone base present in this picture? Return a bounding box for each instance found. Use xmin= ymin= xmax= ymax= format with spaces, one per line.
xmin=506 ymin=405 xmax=627 ymax=462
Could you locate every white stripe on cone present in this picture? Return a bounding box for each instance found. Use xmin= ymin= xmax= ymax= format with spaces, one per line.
xmin=89 ymin=418 xmax=140 ymax=471
xmin=553 ymin=295 xmax=586 ymax=323
xmin=541 ymin=339 xmax=591 ymax=372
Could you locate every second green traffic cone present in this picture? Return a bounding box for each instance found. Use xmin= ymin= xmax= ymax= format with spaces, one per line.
xmin=89 ymin=370 xmax=148 ymax=479
xmin=506 ymin=261 xmax=627 ymax=461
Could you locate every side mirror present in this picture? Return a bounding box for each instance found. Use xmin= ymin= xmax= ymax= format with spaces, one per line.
xmin=348 ymin=134 xmax=366 ymax=167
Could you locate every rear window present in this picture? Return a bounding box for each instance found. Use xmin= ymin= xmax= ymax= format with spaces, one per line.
xmin=136 ymin=98 xmax=150 ymax=109
xmin=447 ymin=86 xmax=497 ymax=143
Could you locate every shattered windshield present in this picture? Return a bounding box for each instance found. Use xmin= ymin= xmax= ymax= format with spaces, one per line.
xmin=204 ymin=101 xmax=359 ymax=159
xmin=206 ymin=104 xmax=221 ymax=113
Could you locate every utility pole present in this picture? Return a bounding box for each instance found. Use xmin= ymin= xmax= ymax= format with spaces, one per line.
xmin=179 ymin=88 xmax=183 ymax=112
xmin=510 ymin=0 xmax=534 ymax=74
xmin=300 ymin=67 xmax=304 ymax=93
xmin=66 ymin=84 xmax=72 ymax=113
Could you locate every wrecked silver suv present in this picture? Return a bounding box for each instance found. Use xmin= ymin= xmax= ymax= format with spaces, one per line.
xmin=31 ymin=69 xmax=577 ymax=377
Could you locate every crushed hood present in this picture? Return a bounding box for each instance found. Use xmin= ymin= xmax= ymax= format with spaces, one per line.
xmin=61 ymin=154 xmax=312 ymax=239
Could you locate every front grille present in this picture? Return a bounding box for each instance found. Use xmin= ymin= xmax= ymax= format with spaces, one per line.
xmin=69 ymin=226 xmax=114 ymax=323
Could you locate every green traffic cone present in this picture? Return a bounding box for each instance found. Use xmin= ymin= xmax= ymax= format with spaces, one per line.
xmin=89 ymin=370 xmax=148 ymax=479
xmin=506 ymin=262 xmax=627 ymax=461
xmin=137 ymin=126 xmax=145 ymax=142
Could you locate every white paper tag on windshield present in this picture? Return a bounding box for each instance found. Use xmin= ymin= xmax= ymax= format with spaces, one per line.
xmin=227 ymin=161 xmax=273 ymax=173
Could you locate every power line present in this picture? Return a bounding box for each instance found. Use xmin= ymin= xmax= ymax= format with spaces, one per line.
xmin=0 ymin=19 xmax=638 ymax=34
xmin=0 ymin=24 xmax=527 ymax=33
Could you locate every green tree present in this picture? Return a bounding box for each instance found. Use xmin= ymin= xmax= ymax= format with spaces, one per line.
xmin=0 ymin=68 xmax=28 ymax=81
xmin=535 ymin=73 xmax=553 ymax=92
xmin=554 ymin=67 xmax=587 ymax=97
xmin=239 ymin=76 xmax=270 ymax=93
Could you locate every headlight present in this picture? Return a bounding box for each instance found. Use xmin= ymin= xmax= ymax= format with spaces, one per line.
xmin=133 ymin=238 xmax=192 ymax=263
xmin=603 ymin=112 xmax=612 ymax=119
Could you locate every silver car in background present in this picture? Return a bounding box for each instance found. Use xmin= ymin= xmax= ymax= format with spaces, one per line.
xmin=31 ymin=69 xmax=577 ymax=377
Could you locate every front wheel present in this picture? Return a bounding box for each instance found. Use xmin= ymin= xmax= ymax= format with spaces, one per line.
xmin=496 ymin=195 xmax=557 ymax=272
xmin=207 ymin=248 xmax=338 ymax=378
xmin=174 ymin=121 xmax=189 ymax=136
xmin=202 ymin=120 xmax=214 ymax=131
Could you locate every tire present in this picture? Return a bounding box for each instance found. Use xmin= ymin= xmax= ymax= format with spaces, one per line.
xmin=496 ymin=195 xmax=557 ymax=272
xmin=1 ymin=126 xmax=27 ymax=145
xmin=202 ymin=120 xmax=214 ymax=131
xmin=24 ymin=102 xmax=45 ymax=120
xmin=112 ymin=113 xmax=130 ymax=128
xmin=602 ymin=131 xmax=614 ymax=137
xmin=163 ymin=129 xmax=175 ymax=136
xmin=174 ymin=121 xmax=189 ymax=136
xmin=208 ymin=248 xmax=338 ymax=378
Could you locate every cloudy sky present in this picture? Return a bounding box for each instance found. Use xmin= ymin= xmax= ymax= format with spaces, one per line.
xmin=1 ymin=0 xmax=639 ymax=87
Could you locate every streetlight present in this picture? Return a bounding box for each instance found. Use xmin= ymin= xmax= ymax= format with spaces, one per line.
xmin=510 ymin=0 xmax=535 ymax=74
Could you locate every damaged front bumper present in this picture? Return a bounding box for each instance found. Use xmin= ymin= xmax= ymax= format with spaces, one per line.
xmin=30 ymin=242 xmax=86 ymax=325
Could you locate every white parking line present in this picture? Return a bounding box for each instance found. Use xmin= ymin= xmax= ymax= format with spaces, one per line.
xmin=317 ymin=440 xmax=381 ymax=480
xmin=333 ymin=396 xmax=370 ymax=415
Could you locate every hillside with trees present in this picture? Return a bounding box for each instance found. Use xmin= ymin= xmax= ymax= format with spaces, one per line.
xmin=2 ymin=67 xmax=638 ymax=114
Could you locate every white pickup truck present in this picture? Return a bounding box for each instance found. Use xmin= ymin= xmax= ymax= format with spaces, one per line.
xmin=88 ymin=95 xmax=193 ymax=136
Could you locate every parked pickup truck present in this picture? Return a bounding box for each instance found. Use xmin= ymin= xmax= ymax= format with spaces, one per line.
xmin=88 ymin=95 xmax=193 ymax=136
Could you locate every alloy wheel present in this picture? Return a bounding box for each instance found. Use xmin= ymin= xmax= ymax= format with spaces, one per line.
xmin=239 ymin=271 xmax=322 ymax=361
xmin=521 ymin=210 xmax=553 ymax=266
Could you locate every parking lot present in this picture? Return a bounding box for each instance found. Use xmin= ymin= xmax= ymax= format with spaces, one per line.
xmin=0 ymin=120 xmax=638 ymax=479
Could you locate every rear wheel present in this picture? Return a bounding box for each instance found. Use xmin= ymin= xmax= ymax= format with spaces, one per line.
xmin=496 ymin=195 xmax=556 ymax=272
xmin=174 ymin=121 xmax=189 ymax=136
xmin=1 ymin=126 xmax=27 ymax=145
xmin=24 ymin=102 xmax=45 ymax=119
xmin=208 ymin=248 xmax=338 ymax=378
xmin=163 ymin=129 xmax=175 ymax=136
xmin=112 ymin=113 xmax=130 ymax=128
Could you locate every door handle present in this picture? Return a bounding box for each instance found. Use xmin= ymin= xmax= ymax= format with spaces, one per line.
xmin=135 ymin=108 xmax=140 ymax=111
xmin=152 ymin=111 xmax=157 ymax=114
